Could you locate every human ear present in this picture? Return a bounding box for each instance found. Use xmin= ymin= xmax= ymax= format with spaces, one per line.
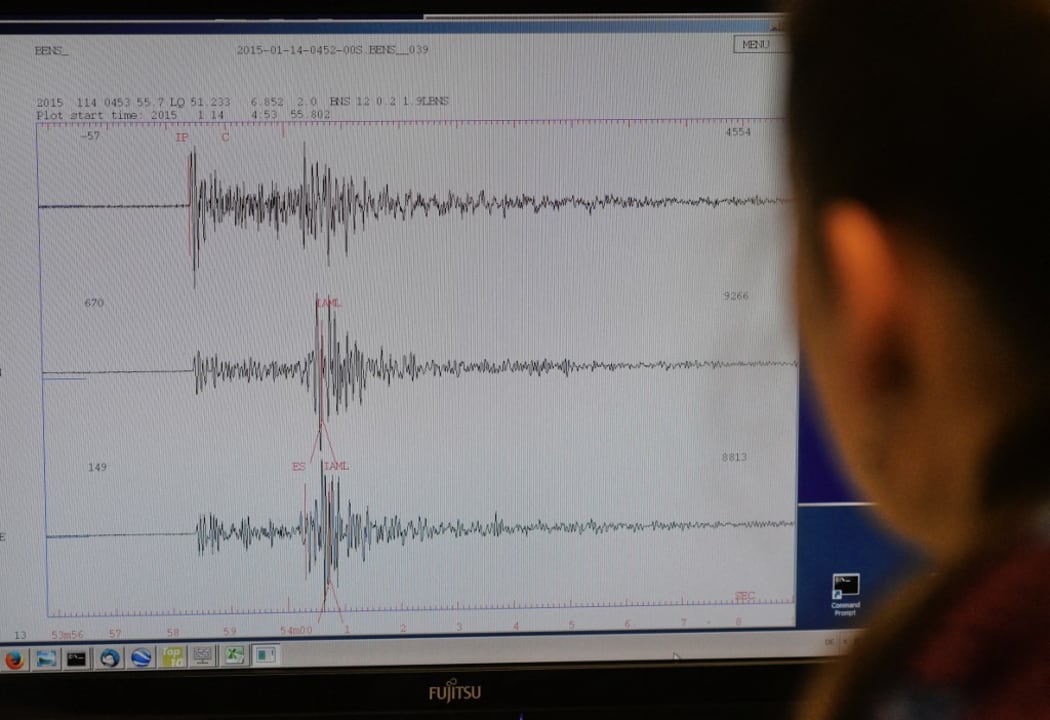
xmin=819 ymin=202 xmax=911 ymax=397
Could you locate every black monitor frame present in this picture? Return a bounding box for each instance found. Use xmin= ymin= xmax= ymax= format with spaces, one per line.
xmin=0 ymin=4 xmax=849 ymax=717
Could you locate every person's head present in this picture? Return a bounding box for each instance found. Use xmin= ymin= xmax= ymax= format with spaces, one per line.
xmin=786 ymin=0 xmax=1050 ymax=557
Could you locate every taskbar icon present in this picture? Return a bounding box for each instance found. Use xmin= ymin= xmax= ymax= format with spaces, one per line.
xmin=2 ymin=649 xmax=27 ymax=672
xmin=96 ymin=647 xmax=123 ymax=669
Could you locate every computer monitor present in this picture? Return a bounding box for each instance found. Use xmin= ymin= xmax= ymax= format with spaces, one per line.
xmin=0 ymin=8 xmax=919 ymax=717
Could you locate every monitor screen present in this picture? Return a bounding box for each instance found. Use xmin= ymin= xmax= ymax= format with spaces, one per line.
xmin=0 ymin=10 xmax=917 ymax=708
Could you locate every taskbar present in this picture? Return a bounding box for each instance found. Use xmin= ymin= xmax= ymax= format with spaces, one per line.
xmin=0 ymin=628 xmax=860 ymax=674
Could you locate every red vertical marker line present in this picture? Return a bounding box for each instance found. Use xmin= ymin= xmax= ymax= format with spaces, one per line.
xmin=317 ymin=309 xmax=338 ymax=462
xmin=320 ymin=360 xmax=338 ymax=465
xmin=319 ymin=331 xmax=324 ymax=420
xmin=308 ymin=308 xmax=324 ymax=463
xmin=316 ymin=301 xmax=326 ymax=453
xmin=325 ymin=480 xmax=345 ymax=622
xmin=323 ymin=421 xmax=338 ymax=464
xmin=327 ymin=579 xmax=345 ymax=624
xmin=317 ymin=480 xmax=335 ymax=622
xmin=325 ymin=488 xmax=333 ymax=613
xmin=187 ymin=152 xmax=193 ymax=259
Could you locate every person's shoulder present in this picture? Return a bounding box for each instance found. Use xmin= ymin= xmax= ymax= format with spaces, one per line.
xmin=887 ymin=513 xmax=1050 ymax=719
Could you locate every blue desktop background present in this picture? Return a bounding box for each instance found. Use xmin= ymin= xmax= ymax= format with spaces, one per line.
xmin=795 ymin=368 xmax=924 ymax=630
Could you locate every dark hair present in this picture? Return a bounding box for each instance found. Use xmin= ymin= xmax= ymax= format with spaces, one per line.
xmin=787 ymin=6 xmax=1050 ymax=717
xmin=786 ymin=0 xmax=1050 ymax=378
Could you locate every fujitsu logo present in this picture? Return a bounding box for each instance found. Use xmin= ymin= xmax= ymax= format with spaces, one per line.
xmin=427 ymin=677 xmax=482 ymax=704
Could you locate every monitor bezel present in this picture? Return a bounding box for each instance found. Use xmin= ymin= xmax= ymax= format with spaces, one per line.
xmin=0 ymin=5 xmax=840 ymax=716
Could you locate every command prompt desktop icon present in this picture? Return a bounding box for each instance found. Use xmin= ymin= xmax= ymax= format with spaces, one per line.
xmin=832 ymin=573 xmax=860 ymax=599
